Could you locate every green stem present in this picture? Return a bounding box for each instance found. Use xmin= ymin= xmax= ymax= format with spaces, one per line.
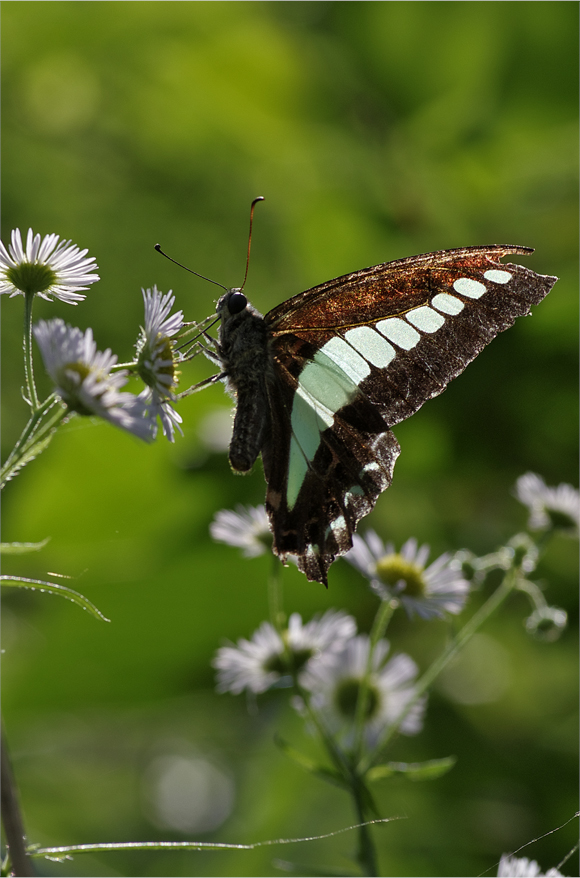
xmin=359 ymin=569 xmax=518 ymax=773
xmin=23 ymin=292 xmax=39 ymax=410
xmin=352 ymin=599 xmax=397 ymax=759
xmin=1 ymin=724 xmax=35 ymax=876
xmin=296 ymin=682 xmax=352 ymax=779
xmin=1 ymin=404 xmax=67 ymax=489
xmin=516 ymin=577 xmax=549 ymax=613
xmin=4 ymin=395 xmax=59 ymax=462
xmin=110 ymin=361 xmax=137 ymax=372
xmin=352 ymin=779 xmax=378 ymax=877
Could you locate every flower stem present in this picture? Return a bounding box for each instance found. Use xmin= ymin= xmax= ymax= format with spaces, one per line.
xmin=352 ymin=598 xmax=397 ymax=759
xmin=352 ymin=779 xmax=379 ymax=877
xmin=1 ymin=723 xmax=35 ymax=876
xmin=23 ymin=292 xmax=39 ymax=410
xmin=1 ymin=401 xmax=67 ymax=489
xmin=294 ymin=686 xmax=380 ymax=874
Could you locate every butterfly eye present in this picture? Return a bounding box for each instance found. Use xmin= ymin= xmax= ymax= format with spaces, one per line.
xmin=228 ymin=291 xmax=247 ymax=314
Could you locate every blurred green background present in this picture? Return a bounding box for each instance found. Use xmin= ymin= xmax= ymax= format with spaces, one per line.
xmin=2 ymin=3 xmax=578 ymax=876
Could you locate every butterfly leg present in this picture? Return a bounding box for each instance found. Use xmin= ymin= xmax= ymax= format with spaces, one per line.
xmin=176 ymin=371 xmax=226 ymax=399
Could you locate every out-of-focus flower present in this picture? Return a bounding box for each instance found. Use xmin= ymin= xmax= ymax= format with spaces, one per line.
xmin=213 ymin=610 xmax=357 ymax=695
xmin=300 ymin=635 xmax=425 ymax=747
xmin=0 ymin=228 xmax=99 ymax=303
xmin=346 ymin=532 xmax=470 ymax=619
xmin=497 ymin=853 xmax=563 ymax=877
xmin=210 ymin=505 xmax=273 ymax=558
xmin=514 ymin=473 xmax=579 ymax=537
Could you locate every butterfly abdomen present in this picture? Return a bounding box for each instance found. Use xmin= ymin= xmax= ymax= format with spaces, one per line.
xmin=218 ymin=299 xmax=273 ymax=474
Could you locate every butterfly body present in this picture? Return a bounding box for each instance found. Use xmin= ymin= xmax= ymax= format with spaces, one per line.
xmin=215 ymin=289 xmax=272 ymax=474
xmin=207 ymin=245 xmax=557 ymax=585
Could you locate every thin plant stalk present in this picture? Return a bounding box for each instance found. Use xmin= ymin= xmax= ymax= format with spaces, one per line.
xmin=22 ymin=292 xmax=39 ymax=410
xmin=352 ymin=778 xmax=379 ymax=877
xmin=1 ymin=404 xmax=67 ymax=488
xmin=359 ymin=569 xmax=518 ymax=774
xmin=1 ymin=725 xmax=35 ymax=877
xmin=352 ymin=598 xmax=398 ymax=759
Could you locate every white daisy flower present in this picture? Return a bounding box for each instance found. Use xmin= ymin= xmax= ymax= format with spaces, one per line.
xmin=346 ymin=532 xmax=470 ymax=620
xmin=135 ymin=287 xmax=184 ymax=442
xmin=300 ymin=634 xmax=425 ymax=747
xmin=210 ymin=505 xmax=273 ymax=558
xmin=213 ymin=609 xmax=357 ymax=695
xmin=33 ymin=318 xmax=154 ymax=441
xmin=497 ymin=853 xmax=563 ymax=877
xmin=0 ymin=228 xmax=99 ymax=303
xmin=514 ymin=472 xmax=579 ymax=536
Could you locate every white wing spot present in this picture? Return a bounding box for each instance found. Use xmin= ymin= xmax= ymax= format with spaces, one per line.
xmin=453 ymin=277 xmax=486 ymax=299
xmin=288 ymin=341 xmax=368 ymax=511
xmin=320 ymin=336 xmax=371 ymax=386
xmin=484 ymin=269 xmax=512 ymax=284
xmin=288 ymin=385 xmax=334 ymax=510
xmin=345 ymin=485 xmax=365 ymax=504
xmin=376 ymin=317 xmax=421 ymax=350
xmin=299 ymin=356 xmax=354 ymax=416
xmin=405 ymin=306 xmax=445 ymax=333
xmin=344 ymin=326 xmax=396 ymax=368
xmin=431 ymin=292 xmax=465 ymax=316
xmin=325 ymin=514 xmax=348 ymax=541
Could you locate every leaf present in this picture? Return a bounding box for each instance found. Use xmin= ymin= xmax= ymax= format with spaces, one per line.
xmin=0 ymin=538 xmax=50 ymax=554
xmin=274 ymin=735 xmax=348 ymax=790
xmin=1 ymin=575 xmax=110 ymax=622
xmin=0 ymin=430 xmax=57 ymax=489
xmin=367 ymin=756 xmax=457 ymax=783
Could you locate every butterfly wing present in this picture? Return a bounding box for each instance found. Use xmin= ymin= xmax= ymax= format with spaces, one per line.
xmin=261 ymin=245 xmax=557 ymax=584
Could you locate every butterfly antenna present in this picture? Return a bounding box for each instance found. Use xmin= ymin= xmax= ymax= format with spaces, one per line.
xmin=154 ymin=244 xmax=228 ymax=292
xmin=240 ymin=196 xmax=265 ymax=292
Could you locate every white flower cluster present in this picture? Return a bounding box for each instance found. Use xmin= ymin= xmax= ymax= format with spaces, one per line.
xmin=2 ymin=228 xmax=186 ymax=442
xmin=213 ymin=605 xmax=425 ymax=748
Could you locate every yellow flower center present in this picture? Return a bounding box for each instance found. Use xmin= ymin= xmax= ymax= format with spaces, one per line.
xmin=375 ymin=553 xmax=426 ymax=597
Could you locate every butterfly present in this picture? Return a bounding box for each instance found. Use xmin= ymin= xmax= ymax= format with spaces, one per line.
xmin=195 ymin=243 xmax=557 ymax=585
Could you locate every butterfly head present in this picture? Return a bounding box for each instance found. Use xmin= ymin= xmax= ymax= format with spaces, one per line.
xmin=216 ymin=287 xmax=265 ymax=334
xmin=218 ymin=288 xmax=248 ymax=316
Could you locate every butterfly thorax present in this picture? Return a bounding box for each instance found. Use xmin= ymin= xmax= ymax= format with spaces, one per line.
xmin=216 ymin=289 xmax=273 ymax=474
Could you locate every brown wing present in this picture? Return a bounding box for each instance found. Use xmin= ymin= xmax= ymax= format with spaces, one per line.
xmin=261 ymin=246 xmax=557 ymax=584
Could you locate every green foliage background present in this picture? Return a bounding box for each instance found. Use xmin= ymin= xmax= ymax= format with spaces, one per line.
xmin=2 ymin=3 xmax=578 ymax=876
